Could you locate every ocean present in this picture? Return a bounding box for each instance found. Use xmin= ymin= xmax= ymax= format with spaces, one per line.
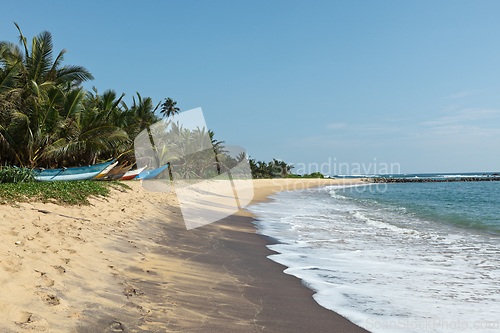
xmin=247 ymin=174 xmax=500 ymax=333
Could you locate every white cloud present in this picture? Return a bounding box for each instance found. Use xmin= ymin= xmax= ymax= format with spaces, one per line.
xmin=326 ymin=122 xmax=347 ymax=130
xmin=422 ymin=108 xmax=500 ymax=127
xmin=447 ymin=90 xmax=480 ymax=99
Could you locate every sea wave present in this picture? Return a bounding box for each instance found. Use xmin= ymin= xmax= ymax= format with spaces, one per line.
xmin=248 ymin=185 xmax=500 ymax=333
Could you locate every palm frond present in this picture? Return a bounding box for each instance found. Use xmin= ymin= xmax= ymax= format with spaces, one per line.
xmin=56 ymin=65 xmax=94 ymax=85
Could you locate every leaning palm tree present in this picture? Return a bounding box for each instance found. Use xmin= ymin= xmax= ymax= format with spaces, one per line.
xmin=208 ymin=129 xmax=225 ymax=175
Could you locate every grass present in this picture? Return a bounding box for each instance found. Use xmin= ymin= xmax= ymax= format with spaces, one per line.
xmin=0 ymin=181 xmax=130 ymax=206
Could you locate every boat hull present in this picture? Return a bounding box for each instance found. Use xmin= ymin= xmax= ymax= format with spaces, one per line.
xmin=119 ymin=166 xmax=146 ymax=180
xmin=108 ymin=165 xmax=133 ymax=181
xmin=135 ymin=165 xmax=169 ymax=180
xmin=93 ymin=161 xmax=119 ymax=179
xmin=34 ymin=160 xmax=115 ymax=182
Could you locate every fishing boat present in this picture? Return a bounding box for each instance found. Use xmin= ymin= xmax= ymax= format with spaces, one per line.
xmin=135 ymin=165 xmax=169 ymax=180
xmin=97 ymin=162 xmax=127 ymax=181
xmin=108 ymin=164 xmax=133 ymax=180
xmin=34 ymin=160 xmax=116 ymax=182
xmin=93 ymin=161 xmax=119 ymax=179
xmin=119 ymin=166 xmax=147 ymax=181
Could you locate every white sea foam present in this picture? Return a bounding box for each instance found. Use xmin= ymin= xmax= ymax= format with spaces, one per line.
xmin=437 ymin=174 xmax=489 ymax=178
xmin=248 ymin=187 xmax=500 ymax=333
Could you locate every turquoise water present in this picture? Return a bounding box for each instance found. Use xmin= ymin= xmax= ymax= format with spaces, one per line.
xmin=337 ymin=181 xmax=500 ymax=235
xmin=249 ymin=179 xmax=500 ymax=333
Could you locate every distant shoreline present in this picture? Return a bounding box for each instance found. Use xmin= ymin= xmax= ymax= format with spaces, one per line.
xmin=364 ymin=176 xmax=500 ymax=183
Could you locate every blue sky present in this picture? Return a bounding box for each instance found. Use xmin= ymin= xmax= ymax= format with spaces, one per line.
xmin=2 ymin=1 xmax=500 ymax=174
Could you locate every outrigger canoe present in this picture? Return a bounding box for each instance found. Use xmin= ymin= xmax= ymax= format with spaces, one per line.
xmin=96 ymin=162 xmax=127 ymax=181
xmin=93 ymin=161 xmax=119 ymax=179
xmin=109 ymin=164 xmax=133 ymax=180
xmin=119 ymin=166 xmax=147 ymax=180
xmin=34 ymin=160 xmax=116 ymax=182
xmin=134 ymin=165 xmax=169 ymax=180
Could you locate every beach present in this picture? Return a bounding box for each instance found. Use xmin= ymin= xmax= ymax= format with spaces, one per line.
xmin=249 ymin=179 xmax=500 ymax=333
xmin=0 ymin=178 xmax=367 ymax=332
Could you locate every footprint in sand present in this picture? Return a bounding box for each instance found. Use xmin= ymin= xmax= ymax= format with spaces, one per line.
xmin=123 ymin=287 xmax=144 ymax=297
xmin=123 ymin=301 xmax=151 ymax=316
xmin=110 ymin=320 xmax=125 ymax=331
xmin=2 ymin=259 xmax=22 ymax=273
xmin=61 ymin=258 xmax=71 ymax=264
xmin=52 ymin=265 xmax=66 ymax=274
xmin=14 ymin=311 xmax=36 ymax=325
xmin=35 ymin=291 xmax=60 ymax=306
xmin=39 ymin=276 xmax=55 ymax=287
xmin=14 ymin=311 xmax=48 ymax=329
xmin=35 ymin=271 xmax=55 ymax=287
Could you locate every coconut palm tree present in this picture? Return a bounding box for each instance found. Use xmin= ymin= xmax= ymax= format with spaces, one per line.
xmin=0 ymin=23 xmax=94 ymax=167
xmin=42 ymin=87 xmax=129 ymax=166
xmin=11 ymin=23 xmax=93 ymax=89
xmin=1 ymin=24 xmax=180 ymax=169
xmin=160 ymin=98 xmax=180 ymax=118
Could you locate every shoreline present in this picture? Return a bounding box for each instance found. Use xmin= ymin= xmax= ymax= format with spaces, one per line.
xmin=0 ymin=178 xmax=368 ymax=332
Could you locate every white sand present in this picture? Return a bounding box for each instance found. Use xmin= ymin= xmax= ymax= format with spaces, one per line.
xmin=0 ymin=178 xmax=362 ymax=332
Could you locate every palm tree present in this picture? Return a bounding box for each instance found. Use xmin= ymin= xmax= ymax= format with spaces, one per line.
xmin=44 ymin=103 xmax=129 ymax=166
xmin=208 ymin=129 xmax=226 ymax=174
xmin=16 ymin=23 xmax=93 ymax=85
xmin=42 ymin=87 xmax=129 ymax=166
xmin=1 ymin=23 xmax=179 ymax=169
xmin=0 ymin=23 xmax=94 ymax=167
xmin=160 ymin=98 xmax=180 ymax=118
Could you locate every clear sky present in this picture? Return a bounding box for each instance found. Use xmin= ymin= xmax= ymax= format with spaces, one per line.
xmin=3 ymin=1 xmax=500 ymax=174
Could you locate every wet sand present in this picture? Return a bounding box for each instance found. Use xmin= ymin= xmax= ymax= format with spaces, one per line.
xmin=0 ymin=178 xmax=369 ymax=332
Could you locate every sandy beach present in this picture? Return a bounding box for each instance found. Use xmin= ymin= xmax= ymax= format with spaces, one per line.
xmin=0 ymin=178 xmax=368 ymax=332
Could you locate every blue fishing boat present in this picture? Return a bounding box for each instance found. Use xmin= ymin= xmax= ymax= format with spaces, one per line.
xmin=34 ymin=160 xmax=116 ymax=182
xmin=134 ymin=164 xmax=169 ymax=180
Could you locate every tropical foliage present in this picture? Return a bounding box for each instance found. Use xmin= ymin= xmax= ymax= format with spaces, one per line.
xmin=249 ymin=158 xmax=294 ymax=178
xmin=160 ymin=98 xmax=180 ymax=118
xmin=1 ymin=24 xmax=285 ymax=182
xmin=0 ymin=165 xmax=35 ymax=183
xmin=135 ymin=120 xmax=251 ymax=180
xmin=285 ymin=171 xmax=325 ymax=178
xmin=0 ymin=24 xmax=176 ymax=169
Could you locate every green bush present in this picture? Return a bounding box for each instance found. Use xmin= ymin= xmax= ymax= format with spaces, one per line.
xmin=306 ymin=172 xmax=325 ymax=178
xmin=0 ymin=166 xmax=36 ymax=184
xmin=284 ymin=174 xmax=303 ymax=178
xmin=285 ymin=172 xmax=328 ymax=178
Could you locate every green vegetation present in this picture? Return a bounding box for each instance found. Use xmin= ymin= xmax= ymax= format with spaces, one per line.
xmin=0 ymin=181 xmax=129 ymax=206
xmin=248 ymin=158 xmax=327 ymax=179
xmin=0 ymin=24 xmax=323 ymax=208
xmin=249 ymin=158 xmax=294 ymax=178
xmin=0 ymin=23 xmax=176 ymax=169
xmin=0 ymin=24 xmax=233 ymax=180
xmin=136 ymin=121 xmax=250 ymax=180
xmin=285 ymin=171 xmax=326 ymax=178
xmin=0 ymin=159 xmax=131 ymax=206
xmin=0 ymin=166 xmax=36 ymax=183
